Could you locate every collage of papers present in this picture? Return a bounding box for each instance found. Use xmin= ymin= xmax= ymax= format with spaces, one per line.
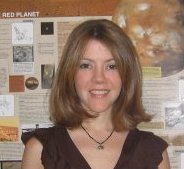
xmin=0 ymin=16 xmax=183 ymax=168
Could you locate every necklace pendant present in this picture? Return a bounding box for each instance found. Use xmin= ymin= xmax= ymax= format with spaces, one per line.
xmin=97 ymin=144 xmax=104 ymax=150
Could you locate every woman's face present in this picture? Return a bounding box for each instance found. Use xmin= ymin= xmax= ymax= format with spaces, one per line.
xmin=74 ymin=39 xmax=122 ymax=115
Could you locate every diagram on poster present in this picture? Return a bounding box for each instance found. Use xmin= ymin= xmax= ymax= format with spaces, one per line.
xmin=12 ymin=22 xmax=33 ymax=45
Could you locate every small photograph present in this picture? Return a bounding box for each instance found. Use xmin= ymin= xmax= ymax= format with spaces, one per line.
xmin=25 ymin=77 xmax=39 ymax=90
xmin=0 ymin=117 xmax=19 ymax=142
xmin=9 ymin=75 xmax=25 ymax=92
xmin=41 ymin=64 xmax=55 ymax=89
xmin=2 ymin=161 xmax=21 ymax=169
xmin=13 ymin=46 xmax=33 ymax=62
xmin=165 ymin=102 xmax=184 ymax=129
xmin=41 ymin=22 xmax=54 ymax=35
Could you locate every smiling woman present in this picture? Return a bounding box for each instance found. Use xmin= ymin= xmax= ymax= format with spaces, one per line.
xmin=21 ymin=19 xmax=170 ymax=169
xmin=48 ymin=19 xmax=151 ymax=131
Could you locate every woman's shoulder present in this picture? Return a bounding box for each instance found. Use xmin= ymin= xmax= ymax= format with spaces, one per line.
xmin=129 ymin=128 xmax=168 ymax=149
xmin=21 ymin=137 xmax=44 ymax=169
xmin=130 ymin=128 xmax=169 ymax=166
xmin=21 ymin=125 xmax=66 ymax=145
xmin=21 ymin=125 xmax=68 ymax=169
xmin=134 ymin=128 xmax=168 ymax=147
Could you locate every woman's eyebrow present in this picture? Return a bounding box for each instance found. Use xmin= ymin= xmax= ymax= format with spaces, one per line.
xmin=81 ymin=58 xmax=115 ymax=63
xmin=106 ymin=58 xmax=116 ymax=62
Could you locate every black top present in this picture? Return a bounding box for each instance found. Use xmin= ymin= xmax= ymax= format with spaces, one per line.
xmin=21 ymin=125 xmax=168 ymax=169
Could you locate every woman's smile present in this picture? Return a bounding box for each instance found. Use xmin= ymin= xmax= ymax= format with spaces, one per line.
xmin=89 ymin=89 xmax=110 ymax=98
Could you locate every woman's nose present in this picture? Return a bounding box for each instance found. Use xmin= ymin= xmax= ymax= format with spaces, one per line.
xmin=92 ymin=66 xmax=106 ymax=83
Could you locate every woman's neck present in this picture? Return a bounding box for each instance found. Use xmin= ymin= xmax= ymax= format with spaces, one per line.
xmin=82 ymin=114 xmax=113 ymax=132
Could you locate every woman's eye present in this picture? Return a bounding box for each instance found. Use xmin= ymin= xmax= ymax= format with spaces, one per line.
xmin=79 ymin=63 xmax=92 ymax=69
xmin=106 ymin=64 xmax=117 ymax=70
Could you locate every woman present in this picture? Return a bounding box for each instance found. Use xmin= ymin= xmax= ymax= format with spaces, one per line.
xmin=21 ymin=19 xmax=170 ymax=169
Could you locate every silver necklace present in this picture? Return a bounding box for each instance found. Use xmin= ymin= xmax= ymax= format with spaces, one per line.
xmin=81 ymin=125 xmax=114 ymax=150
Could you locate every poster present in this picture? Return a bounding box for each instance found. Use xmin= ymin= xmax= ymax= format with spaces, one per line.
xmin=0 ymin=15 xmax=183 ymax=168
xmin=0 ymin=16 xmax=111 ymax=161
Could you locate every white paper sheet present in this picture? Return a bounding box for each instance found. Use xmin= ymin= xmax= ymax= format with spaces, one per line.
xmin=0 ymin=95 xmax=14 ymax=116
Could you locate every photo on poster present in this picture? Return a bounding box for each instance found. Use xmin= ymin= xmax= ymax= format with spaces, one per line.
xmin=165 ymin=102 xmax=184 ymax=129
xmin=25 ymin=77 xmax=39 ymax=90
xmin=9 ymin=75 xmax=25 ymax=93
xmin=41 ymin=64 xmax=55 ymax=89
xmin=0 ymin=117 xmax=19 ymax=142
xmin=1 ymin=161 xmax=21 ymax=169
xmin=13 ymin=46 xmax=33 ymax=62
xmin=41 ymin=22 xmax=54 ymax=35
xmin=12 ymin=22 xmax=33 ymax=44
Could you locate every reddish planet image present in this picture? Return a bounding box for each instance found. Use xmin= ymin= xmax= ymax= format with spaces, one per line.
xmin=113 ymin=0 xmax=184 ymax=77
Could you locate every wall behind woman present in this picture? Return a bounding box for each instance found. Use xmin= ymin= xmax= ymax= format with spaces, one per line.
xmin=0 ymin=0 xmax=120 ymax=18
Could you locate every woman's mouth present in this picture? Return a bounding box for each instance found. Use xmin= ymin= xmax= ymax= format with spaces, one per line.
xmin=89 ymin=89 xmax=110 ymax=97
